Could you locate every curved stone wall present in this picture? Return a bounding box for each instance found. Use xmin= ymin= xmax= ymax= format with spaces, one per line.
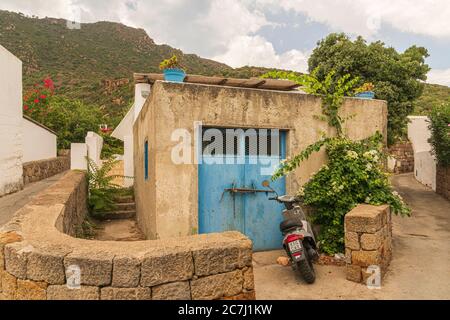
xmin=0 ymin=171 xmax=255 ymax=300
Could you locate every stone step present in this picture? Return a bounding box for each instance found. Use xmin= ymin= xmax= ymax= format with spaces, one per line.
xmin=114 ymin=196 xmax=135 ymax=204
xmin=115 ymin=202 xmax=136 ymax=211
xmin=97 ymin=210 xmax=136 ymax=220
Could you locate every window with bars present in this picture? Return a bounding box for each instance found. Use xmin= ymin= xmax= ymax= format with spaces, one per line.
xmin=201 ymin=128 xmax=283 ymax=157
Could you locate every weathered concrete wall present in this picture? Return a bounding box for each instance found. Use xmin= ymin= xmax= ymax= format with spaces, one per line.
xmin=0 ymin=171 xmax=255 ymax=300
xmin=22 ymin=156 xmax=70 ymax=185
xmin=22 ymin=117 xmax=57 ymax=163
xmin=345 ymin=205 xmax=392 ymax=284
xmin=134 ymin=81 xmax=388 ymax=240
xmin=436 ymin=166 xmax=450 ymax=201
xmin=0 ymin=45 xmax=23 ymax=197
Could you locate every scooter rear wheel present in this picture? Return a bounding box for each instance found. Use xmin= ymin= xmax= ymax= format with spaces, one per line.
xmin=296 ymin=256 xmax=316 ymax=284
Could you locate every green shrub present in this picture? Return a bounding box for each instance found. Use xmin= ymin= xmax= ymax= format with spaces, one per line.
xmin=274 ymin=134 xmax=411 ymax=254
xmin=429 ymin=103 xmax=450 ymax=167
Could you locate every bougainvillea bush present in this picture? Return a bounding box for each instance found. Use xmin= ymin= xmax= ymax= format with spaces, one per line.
xmin=428 ymin=103 xmax=450 ymax=167
xmin=23 ymin=78 xmax=108 ymax=150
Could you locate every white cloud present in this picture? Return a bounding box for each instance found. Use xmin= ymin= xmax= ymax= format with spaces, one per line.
xmin=427 ymin=69 xmax=450 ymax=87
xmin=213 ymin=35 xmax=309 ymax=72
xmin=269 ymin=0 xmax=450 ymax=39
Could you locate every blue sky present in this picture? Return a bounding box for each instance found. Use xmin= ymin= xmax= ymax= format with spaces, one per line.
xmin=1 ymin=0 xmax=449 ymax=86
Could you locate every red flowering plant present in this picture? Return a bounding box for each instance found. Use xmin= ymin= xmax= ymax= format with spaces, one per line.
xmin=23 ymin=77 xmax=55 ymax=123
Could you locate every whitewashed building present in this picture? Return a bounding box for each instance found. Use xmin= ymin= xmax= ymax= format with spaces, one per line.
xmin=111 ymin=82 xmax=151 ymax=187
xmin=0 ymin=45 xmax=60 ymax=196
xmin=408 ymin=116 xmax=437 ymax=190
xmin=0 ymin=45 xmax=23 ymax=196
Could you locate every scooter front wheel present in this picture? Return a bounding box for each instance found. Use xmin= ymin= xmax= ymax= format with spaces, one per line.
xmin=296 ymin=256 xmax=316 ymax=284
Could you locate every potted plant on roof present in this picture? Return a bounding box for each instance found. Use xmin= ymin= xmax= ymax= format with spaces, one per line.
xmin=355 ymin=82 xmax=375 ymax=99
xmin=159 ymin=55 xmax=186 ymax=83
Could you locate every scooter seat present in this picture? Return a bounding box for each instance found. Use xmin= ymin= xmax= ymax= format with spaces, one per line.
xmin=280 ymin=218 xmax=303 ymax=232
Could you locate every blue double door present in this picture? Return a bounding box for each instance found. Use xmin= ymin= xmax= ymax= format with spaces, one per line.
xmin=199 ymin=128 xmax=287 ymax=251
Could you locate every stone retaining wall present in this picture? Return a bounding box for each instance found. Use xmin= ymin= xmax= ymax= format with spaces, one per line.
xmin=345 ymin=205 xmax=392 ymax=284
xmin=0 ymin=171 xmax=255 ymax=300
xmin=23 ymin=156 xmax=70 ymax=185
xmin=436 ymin=166 xmax=450 ymax=201
xmin=388 ymin=142 xmax=414 ymax=174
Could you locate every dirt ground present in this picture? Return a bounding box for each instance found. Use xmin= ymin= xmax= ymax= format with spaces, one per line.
xmin=95 ymin=218 xmax=145 ymax=241
xmin=253 ymin=174 xmax=450 ymax=300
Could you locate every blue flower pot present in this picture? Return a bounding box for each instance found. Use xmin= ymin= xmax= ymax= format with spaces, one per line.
xmin=163 ymin=69 xmax=186 ymax=83
xmin=356 ymin=91 xmax=375 ymax=99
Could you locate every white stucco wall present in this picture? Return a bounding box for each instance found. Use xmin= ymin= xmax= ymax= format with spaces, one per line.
xmin=71 ymin=143 xmax=88 ymax=170
xmin=22 ymin=118 xmax=57 ymax=163
xmin=407 ymin=116 xmax=437 ymax=190
xmin=85 ymin=131 xmax=104 ymax=167
xmin=0 ymin=45 xmax=23 ymax=196
xmin=111 ymin=83 xmax=150 ymax=186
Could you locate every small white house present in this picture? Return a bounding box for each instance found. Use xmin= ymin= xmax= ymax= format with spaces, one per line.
xmin=408 ymin=116 xmax=437 ymax=190
xmin=0 ymin=45 xmax=23 ymax=196
xmin=111 ymin=82 xmax=151 ymax=187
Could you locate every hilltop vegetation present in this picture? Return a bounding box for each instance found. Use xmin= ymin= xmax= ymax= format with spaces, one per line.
xmin=0 ymin=10 xmax=277 ymax=126
xmin=415 ymin=83 xmax=450 ymax=115
xmin=0 ymin=10 xmax=448 ymax=128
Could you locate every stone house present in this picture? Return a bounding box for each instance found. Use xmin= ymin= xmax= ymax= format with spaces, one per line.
xmin=130 ymin=75 xmax=387 ymax=251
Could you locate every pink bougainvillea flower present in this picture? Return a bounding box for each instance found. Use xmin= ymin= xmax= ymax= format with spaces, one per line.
xmin=23 ymin=105 xmax=29 ymax=111
xmin=34 ymin=99 xmax=40 ymax=103
xmin=40 ymin=94 xmax=47 ymax=99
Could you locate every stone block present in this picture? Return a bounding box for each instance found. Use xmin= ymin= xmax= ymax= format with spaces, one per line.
xmin=47 ymin=285 xmax=100 ymax=300
xmin=27 ymin=246 xmax=69 ymax=284
xmin=351 ymin=250 xmax=381 ymax=267
xmin=0 ymin=232 xmax=23 ymax=269
xmin=4 ymin=242 xmax=32 ymax=279
xmin=16 ymin=279 xmax=47 ymax=300
xmin=345 ymin=231 xmax=360 ymax=250
xmin=221 ymin=291 xmax=256 ymax=300
xmin=152 ymin=281 xmax=191 ymax=300
xmin=140 ymin=249 xmax=194 ymax=287
xmin=192 ymin=242 xmax=252 ymax=276
xmin=360 ymin=230 xmax=383 ymax=251
xmin=345 ymin=205 xmax=388 ymax=233
xmin=100 ymin=287 xmax=151 ymax=300
xmin=345 ymin=248 xmax=352 ymax=264
xmin=190 ymin=270 xmax=244 ymax=300
xmin=64 ymin=251 xmax=114 ymax=286
xmin=346 ymin=265 xmax=362 ymax=283
xmin=243 ymin=267 xmax=254 ymax=291
xmin=112 ymin=255 xmax=141 ymax=288
xmin=0 ymin=270 xmax=17 ymax=299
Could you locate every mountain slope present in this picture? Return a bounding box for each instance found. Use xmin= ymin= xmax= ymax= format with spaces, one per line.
xmin=0 ymin=10 xmax=239 ymax=123
xmin=415 ymin=83 xmax=450 ymax=115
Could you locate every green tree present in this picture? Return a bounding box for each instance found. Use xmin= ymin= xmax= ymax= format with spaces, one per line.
xmin=308 ymin=33 xmax=430 ymax=145
xmin=26 ymin=95 xmax=105 ymax=149
xmin=428 ymin=103 xmax=450 ymax=167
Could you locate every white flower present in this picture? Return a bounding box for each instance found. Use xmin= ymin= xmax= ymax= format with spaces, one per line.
xmin=366 ymin=163 xmax=373 ymax=171
xmin=346 ymin=151 xmax=358 ymax=159
xmin=365 ymin=197 xmax=371 ymax=204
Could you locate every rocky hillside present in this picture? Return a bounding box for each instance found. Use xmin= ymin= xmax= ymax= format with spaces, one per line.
xmin=0 ymin=10 xmax=278 ymax=124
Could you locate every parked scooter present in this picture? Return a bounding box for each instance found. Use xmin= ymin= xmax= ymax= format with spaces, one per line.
xmin=262 ymin=181 xmax=319 ymax=284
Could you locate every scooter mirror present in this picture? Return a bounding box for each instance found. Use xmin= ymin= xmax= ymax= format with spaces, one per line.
xmin=262 ymin=180 xmax=271 ymax=188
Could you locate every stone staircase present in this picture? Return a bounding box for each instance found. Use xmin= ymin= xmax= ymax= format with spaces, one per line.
xmin=98 ymin=195 xmax=136 ymax=220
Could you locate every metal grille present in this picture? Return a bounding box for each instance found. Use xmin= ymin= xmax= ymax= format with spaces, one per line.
xmin=202 ymin=128 xmax=282 ymax=156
